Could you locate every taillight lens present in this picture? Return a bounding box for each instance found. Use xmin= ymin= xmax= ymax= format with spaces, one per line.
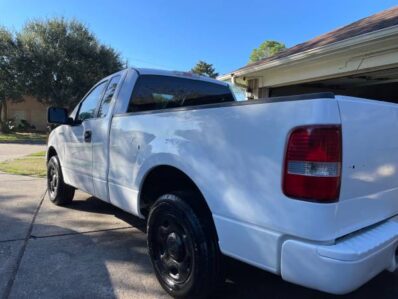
xmin=283 ymin=126 xmax=342 ymax=202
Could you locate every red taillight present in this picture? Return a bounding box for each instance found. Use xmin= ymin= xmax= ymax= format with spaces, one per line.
xmin=283 ymin=125 xmax=342 ymax=203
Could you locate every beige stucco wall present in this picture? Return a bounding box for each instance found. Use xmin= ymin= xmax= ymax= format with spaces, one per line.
xmin=6 ymin=96 xmax=48 ymax=131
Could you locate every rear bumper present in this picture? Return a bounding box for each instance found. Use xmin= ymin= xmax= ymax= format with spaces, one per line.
xmin=281 ymin=216 xmax=398 ymax=294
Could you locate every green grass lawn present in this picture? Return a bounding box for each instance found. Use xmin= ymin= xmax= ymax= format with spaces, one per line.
xmin=0 ymin=151 xmax=46 ymax=177
xmin=0 ymin=132 xmax=47 ymax=144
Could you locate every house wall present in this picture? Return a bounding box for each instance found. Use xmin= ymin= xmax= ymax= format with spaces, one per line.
xmin=6 ymin=96 xmax=48 ymax=131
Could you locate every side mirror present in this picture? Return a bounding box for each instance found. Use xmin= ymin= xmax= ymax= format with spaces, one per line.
xmin=47 ymin=107 xmax=71 ymax=125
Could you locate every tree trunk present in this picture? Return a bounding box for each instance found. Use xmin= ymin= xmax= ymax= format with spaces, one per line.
xmin=0 ymin=101 xmax=3 ymax=133
xmin=3 ymin=100 xmax=7 ymax=121
xmin=0 ymin=100 xmax=8 ymax=133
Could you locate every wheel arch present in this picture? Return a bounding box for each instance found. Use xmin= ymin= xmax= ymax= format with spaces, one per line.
xmin=47 ymin=146 xmax=57 ymax=163
xmin=138 ymin=164 xmax=218 ymax=239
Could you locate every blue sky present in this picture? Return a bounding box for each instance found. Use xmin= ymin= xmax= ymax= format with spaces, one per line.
xmin=0 ymin=0 xmax=397 ymax=75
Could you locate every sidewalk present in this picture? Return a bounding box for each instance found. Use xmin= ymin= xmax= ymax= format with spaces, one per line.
xmin=0 ymin=172 xmax=397 ymax=299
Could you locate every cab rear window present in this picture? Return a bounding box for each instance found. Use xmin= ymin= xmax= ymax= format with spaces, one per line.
xmin=128 ymin=75 xmax=234 ymax=112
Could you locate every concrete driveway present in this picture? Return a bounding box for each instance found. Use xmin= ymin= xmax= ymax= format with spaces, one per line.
xmin=0 ymin=144 xmax=47 ymax=162
xmin=0 ymin=172 xmax=397 ymax=299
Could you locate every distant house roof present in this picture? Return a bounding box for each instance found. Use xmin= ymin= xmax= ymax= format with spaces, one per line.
xmin=232 ymin=6 xmax=398 ymax=74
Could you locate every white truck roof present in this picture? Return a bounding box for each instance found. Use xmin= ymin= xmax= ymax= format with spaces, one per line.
xmin=131 ymin=67 xmax=229 ymax=86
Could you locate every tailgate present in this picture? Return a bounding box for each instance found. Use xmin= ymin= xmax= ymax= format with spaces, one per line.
xmin=336 ymin=95 xmax=398 ymax=236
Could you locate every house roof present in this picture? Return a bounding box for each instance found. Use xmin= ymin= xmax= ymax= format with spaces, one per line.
xmin=231 ymin=6 xmax=398 ymax=75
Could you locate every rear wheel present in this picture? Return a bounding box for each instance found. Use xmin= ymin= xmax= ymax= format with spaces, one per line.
xmin=47 ymin=155 xmax=75 ymax=205
xmin=147 ymin=192 xmax=222 ymax=299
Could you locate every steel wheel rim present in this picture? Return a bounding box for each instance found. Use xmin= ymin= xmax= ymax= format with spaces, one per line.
xmin=48 ymin=164 xmax=58 ymax=197
xmin=151 ymin=213 xmax=194 ymax=286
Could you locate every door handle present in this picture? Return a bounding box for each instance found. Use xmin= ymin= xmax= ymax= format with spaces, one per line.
xmin=84 ymin=130 xmax=92 ymax=142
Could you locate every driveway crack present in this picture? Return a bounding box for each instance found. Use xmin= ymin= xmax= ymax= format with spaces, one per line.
xmin=2 ymin=188 xmax=47 ymax=299
xmin=29 ymin=226 xmax=133 ymax=240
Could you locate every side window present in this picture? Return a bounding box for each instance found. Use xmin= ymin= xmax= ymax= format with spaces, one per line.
xmin=98 ymin=75 xmax=121 ymax=118
xmin=77 ymin=81 xmax=107 ymax=122
xmin=127 ymin=75 xmax=234 ymax=112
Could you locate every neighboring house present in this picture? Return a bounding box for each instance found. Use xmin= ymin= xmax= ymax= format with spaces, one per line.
xmin=219 ymin=6 xmax=398 ymax=103
xmin=2 ymin=96 xmax=48 ymax=132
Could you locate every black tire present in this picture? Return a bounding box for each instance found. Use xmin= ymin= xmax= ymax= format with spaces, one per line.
xmin=147 ymin=192 xmax=222 ymax=299
xmin=47 ymin=155 xmax=75 ymax=205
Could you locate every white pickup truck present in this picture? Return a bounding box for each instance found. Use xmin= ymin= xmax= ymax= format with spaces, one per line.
xmin=47 ymin=68 xmax=398 ymax=298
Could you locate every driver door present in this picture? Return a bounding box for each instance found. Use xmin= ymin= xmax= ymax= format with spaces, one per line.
xmin=62 ymin=81 xmax=107 ymax=194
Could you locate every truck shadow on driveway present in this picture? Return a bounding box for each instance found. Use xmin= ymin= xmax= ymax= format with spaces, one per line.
xmin=63 ymin=196 xmax=398 ymax=299
xmin=63 ymin=196 xmax=147 ymax=232
xmin=0 ymin=191 xmax=167 ymax=298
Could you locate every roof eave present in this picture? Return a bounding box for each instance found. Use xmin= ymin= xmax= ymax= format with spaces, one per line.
xmin=218 ymin=24 xmax=398 ymax=82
